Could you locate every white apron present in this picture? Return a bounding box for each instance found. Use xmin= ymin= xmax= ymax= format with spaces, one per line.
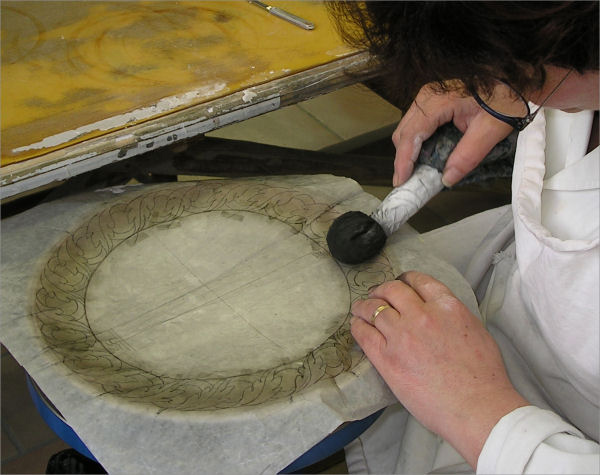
xmin=345 ymin=108 xmax=599 ymax=474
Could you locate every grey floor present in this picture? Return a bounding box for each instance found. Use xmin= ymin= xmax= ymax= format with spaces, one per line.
xmin=1 ymin=84 xmax=511 ymax=474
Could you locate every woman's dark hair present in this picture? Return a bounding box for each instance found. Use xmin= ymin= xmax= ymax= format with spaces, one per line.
xmin=327 ymin=1 xmax=599 ymax=109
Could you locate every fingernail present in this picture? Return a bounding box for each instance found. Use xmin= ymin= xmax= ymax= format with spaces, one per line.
xmin=367 ymin=284 xmax=379 ymax=294
xmin=441 ymin=167 xmax=461 ymax=188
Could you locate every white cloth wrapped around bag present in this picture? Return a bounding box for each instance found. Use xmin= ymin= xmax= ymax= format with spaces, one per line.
xmin=345 ymin=108 xmax=599 ymax=474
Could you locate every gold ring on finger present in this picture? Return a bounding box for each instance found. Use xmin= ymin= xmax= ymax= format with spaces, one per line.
xmin=371 ymin=305 xmax=391 ymax=325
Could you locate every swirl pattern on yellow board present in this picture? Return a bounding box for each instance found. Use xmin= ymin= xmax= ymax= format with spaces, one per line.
xmin=1 ymin=2 xmax=355 ymax=165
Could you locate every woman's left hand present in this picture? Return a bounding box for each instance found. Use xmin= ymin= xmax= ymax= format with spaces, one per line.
xmin=351 ymin=271 xmax=528 ymax=469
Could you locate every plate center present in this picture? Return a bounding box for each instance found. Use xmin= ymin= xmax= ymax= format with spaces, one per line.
xmin=85 ymin=210 xmax=349 ymax=379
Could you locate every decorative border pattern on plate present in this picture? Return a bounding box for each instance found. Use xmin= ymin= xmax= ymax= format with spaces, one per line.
xmin=32 ymin=180 xmax=394 ymax=411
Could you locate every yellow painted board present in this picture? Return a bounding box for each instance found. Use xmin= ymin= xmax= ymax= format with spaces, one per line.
xmin=1 ymin=1 xmax=355 ymax=166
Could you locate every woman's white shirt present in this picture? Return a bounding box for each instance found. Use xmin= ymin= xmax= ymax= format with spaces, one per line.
xmin=477 ymin=108 xmax=599 ymax=473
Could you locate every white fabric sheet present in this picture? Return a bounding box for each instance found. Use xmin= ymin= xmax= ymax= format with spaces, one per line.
xmin=1 ymin=174 xmax=477 ymax=475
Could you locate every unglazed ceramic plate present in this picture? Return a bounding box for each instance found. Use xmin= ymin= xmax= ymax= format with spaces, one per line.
xmin=32 ymin=180 xmax=394 ymax=411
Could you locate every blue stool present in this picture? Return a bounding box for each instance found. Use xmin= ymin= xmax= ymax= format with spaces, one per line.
xmin=26 ymin=376 xmax=98 ymax=462
xmin=27 ymin=375 xmax=383 ymax=473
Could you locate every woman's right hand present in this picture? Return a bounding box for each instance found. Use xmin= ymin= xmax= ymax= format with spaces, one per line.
xmin=392 ymin=83 xmax=514 ymax=187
